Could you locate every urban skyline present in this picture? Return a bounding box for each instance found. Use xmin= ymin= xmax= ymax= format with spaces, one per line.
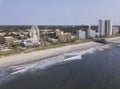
xmin=1 ymin=1 xmax=120 ymax=89
xmin=0 ymin=0 xmax=120 ymax=25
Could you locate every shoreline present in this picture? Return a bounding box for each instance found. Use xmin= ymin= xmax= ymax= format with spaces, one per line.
xmin=0 ymin=37 xmax=120 ymax=68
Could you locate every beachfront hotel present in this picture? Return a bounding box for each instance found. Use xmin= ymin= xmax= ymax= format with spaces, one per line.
xmin=98 ymin=19 xmax=112 ymax=36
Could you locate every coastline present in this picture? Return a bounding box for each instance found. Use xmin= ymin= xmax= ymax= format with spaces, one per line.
xmin=0 ymin=37 xmax=120 ymax=68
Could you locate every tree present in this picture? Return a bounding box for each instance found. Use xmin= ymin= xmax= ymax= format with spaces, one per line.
xmin=10 ymin=43 xmax=19 ymax=50
xmin=0 ymin=36 xmax=5 ymax=44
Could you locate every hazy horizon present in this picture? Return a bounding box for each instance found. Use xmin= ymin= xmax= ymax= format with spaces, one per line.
xmin=0 ymin=0 xmax=120 ymax=25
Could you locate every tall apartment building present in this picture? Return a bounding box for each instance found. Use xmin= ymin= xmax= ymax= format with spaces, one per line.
xmin=86 ymin=26 xmax=91 ymax=38
xmin=105 ymin=20 xmax=112 ymax=35
xmin=98 ymin=19 xmax=112 ymax=36
xmin=98 ymin=19 xmax=105 ymax=36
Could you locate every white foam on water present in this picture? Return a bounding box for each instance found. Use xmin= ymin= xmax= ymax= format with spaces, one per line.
xmin=1 ymin=44 xmax=111 ymax=76
xmin=10 ymin=48 xmax=97 ymax=75
xmin=64 ymin=55 xmax=82 ymax=61
xmin=0 ymin=44 xmax=112 ymax=85
xmin=96 ymin=45 xmax=110 ymax=51
xmin=10 ymin=56 xmax=65 ymax=75
xmin=98 ymin=49 xmax=104 ymax=51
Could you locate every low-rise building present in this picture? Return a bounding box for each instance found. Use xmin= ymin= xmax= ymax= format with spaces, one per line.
xmin=23 ymin=39 xmax=33 ymax=46
xmin=4 ymin=36 xmax=15 ymax=43
xmin=0 ymin=32 xmax=6 ymax=36
xmin=77 ymin=30 xmax=86 ymax=40
xmin=89 ymin=30 xmax=96 ymax=38
xmin=55 ymin=29 xmax=63 ymax=37
xmin=21 ymin=32 xmax=29 ymax=36
xmin=48 ymin=38 xmax=58 ymax=44
xmin=59 ymin=32 xmax=71 ymax=42
xmin=112 ymin=27 xmax=119 ymax=35
xmin=96 ymin=32 xmax=100 ymax=37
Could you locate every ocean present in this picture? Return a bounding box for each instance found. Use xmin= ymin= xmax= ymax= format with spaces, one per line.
xmin=0 ymin=42 xmax=120 ymax=89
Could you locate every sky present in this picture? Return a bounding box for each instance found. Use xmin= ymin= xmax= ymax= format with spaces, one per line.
xmin=0 ymin=0 xmax=120 ymax=25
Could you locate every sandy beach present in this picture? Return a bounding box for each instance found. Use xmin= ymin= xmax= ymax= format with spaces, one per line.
xmin=0 ymin=37 xmax=120 ymax=68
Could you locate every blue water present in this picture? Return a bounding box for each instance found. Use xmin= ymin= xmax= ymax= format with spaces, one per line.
xmin=0 ymin=43 xmax=120 ymax=89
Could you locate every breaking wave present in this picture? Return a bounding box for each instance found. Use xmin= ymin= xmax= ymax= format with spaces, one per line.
xmin=0 ymin=45 xmax=111 ymax=86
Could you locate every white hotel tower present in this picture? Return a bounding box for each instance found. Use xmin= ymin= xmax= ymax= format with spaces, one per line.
xmin=98 ymin=19 xmax=112 ymax=36
xmin=105 ymin=20 xmax=112 ymax=35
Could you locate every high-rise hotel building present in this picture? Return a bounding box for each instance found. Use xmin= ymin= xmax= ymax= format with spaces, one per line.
xmin=98 ymin=19 xmax=105 ymax=36
xmin=98 ymin=19 xmax=112 ymax=36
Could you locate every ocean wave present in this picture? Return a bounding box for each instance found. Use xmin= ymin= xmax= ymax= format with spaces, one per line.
xmin=9 ymin=48 xmax=98 ymax=75
xmin=0 ymin=45 xmax=111 ymax=85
